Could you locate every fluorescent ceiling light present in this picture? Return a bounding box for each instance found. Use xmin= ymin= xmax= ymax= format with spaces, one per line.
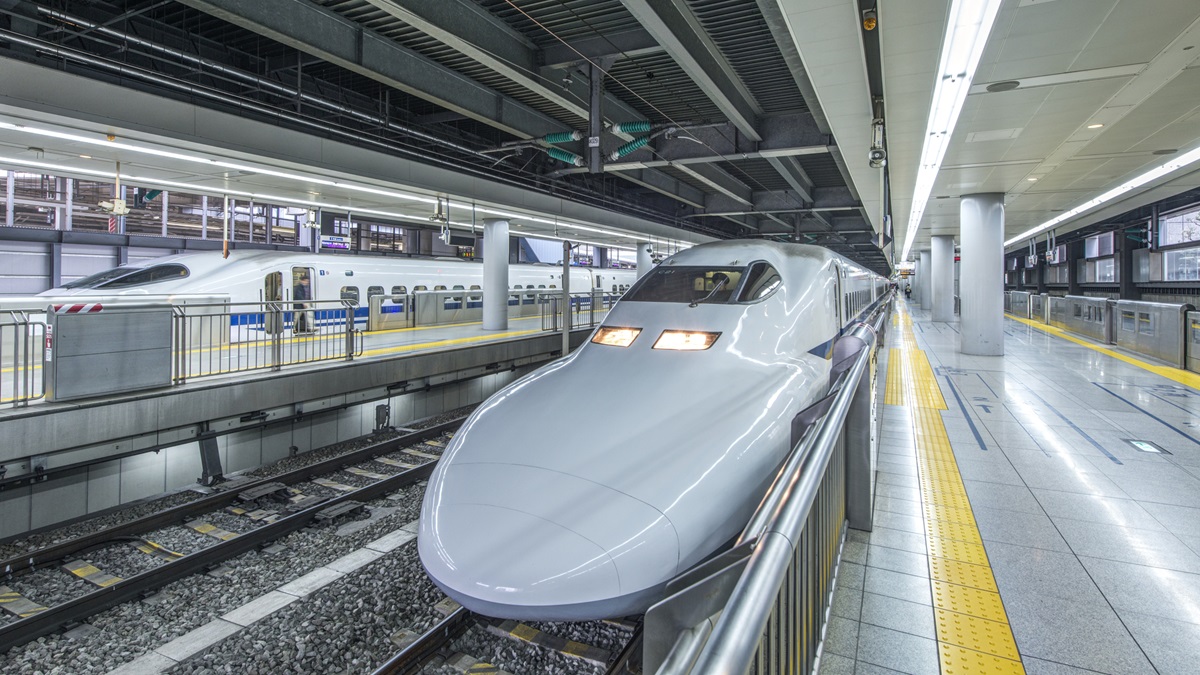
xmin=1004 ymin=145 xmax=1200 ymax=246
xmin=901 ymin=0 xmax=1003 ymax=262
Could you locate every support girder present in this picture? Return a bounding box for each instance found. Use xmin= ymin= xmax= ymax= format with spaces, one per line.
xmin=619 ymin=0 xmax=762 ymax=141
xmin=177 ymin=0 xmax=564 ymax=138
xmin=541 ymin=27 xmax=664 ymax=69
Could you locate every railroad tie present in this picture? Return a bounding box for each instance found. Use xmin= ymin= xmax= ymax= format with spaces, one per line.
xmin=62 ymin=560 xmax=122 ymax=587
xmin=133 ymin=540 xmax=184 ymax=561
xmin=186 ymin=519 xmax=239 ymax=540
xmin=344 ymin=466 xmax=390 ymax=480
xmin=444 ymin=653 xmax=513 ymax=675
xmin=0 ymin=585 xmax=48 ymax=618
xmin=227 ymin=505 xmax=281 ymax=523
xmin=487 ymin=620 xmax=611 ymax=667
xmin=375 ymin=457 xmax=419 ymax=470
xmin=401 ymin=448 xmax=439 ymax=460
xmin=312 ymin=477 xmax=358 ymax=492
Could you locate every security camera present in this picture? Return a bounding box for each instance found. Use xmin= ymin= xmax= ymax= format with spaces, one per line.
xmin=868 ymin=147 xmax=887 ymax=169
xmin=98 ymin=198 xmax=131 ymax=215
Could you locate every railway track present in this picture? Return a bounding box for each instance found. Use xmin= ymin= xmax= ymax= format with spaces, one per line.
xmin=373 ymin=605 xmax=643 ymax=675
xmin=0 ymin=418 xmax=462 ymax=655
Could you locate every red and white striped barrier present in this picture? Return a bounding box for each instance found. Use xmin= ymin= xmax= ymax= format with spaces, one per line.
xmin=52 ymin=303 xmax=105 ymax=314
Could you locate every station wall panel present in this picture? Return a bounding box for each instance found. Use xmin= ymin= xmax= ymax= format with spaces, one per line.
xmin=289 ymin=420 xmax=312 ymax=457
xmin=261 ymin=424 xmax=292 ymax=466
xmin=0 ymin=240 xmax=49 ymax=295
xmin=309 ymin=410 xmax=339 ymax=451
xmin=61 ymin=244 xmax=118 ymax=285
xmin=86 ymin=459 xmax=122 ymax=514
xmin=223 ymin=428 xmax=263 ymax=474
xmin=30 ymin=466 xmax=89 ymax=529
xmin=0 ymin=485 xmax=32 ymax=539
xmin=164 ymin=441 xmax=203 ymax=490
xmin=118 ymin=450 xmax=167 ymax=504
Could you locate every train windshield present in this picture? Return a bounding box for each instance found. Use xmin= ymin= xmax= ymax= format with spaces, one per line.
xmin=624 ymin=266 xmax=746 ymax=304
xmin=61 ymin=264 xmax=190 ymax=289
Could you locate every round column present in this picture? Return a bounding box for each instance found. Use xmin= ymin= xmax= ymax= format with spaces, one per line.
xmin=961 ymin=193 xmax=1005 ymax=355
xmin=482 ymin=218 xmax=509 ymax=330
xmin=931 ymin=235 xmax=956 ymax=322
xmin=636 ymin=243 xmax=654 ymax=279
xmin=919 ymin=250 xmax=932 ymax=310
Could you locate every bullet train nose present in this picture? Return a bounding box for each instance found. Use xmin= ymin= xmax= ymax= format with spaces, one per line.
xmin=419 ymin=464 xmax=679 ymax=620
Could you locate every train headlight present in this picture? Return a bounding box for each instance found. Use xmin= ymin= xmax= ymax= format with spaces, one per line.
xmin=653 ymin=330 xmax=721 ymax=351
xmin=591 ymin=326 xmax=642 ymax=347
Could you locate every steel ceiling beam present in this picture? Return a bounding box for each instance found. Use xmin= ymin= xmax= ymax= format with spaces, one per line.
xmin=619 ymin=0 xmax=763 ymax=141
xmin=541 ymin=27 xmax=665 ymax=69
xmin=177 ymin=0 xmax=563 ymax=138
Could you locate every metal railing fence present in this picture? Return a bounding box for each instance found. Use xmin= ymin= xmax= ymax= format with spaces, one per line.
xmin=647 ymin=299 xmax=890 ymax=675
xmin=1 ymin=310 xmax=46 ymax=407
xmin=172 ymin=299 xmax=359 ymax=384
xmin=540 ymin=290 xmax=618 ymax=332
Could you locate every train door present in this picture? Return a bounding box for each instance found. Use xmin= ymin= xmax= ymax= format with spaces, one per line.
xmin=264 ymin=271 xmax=284 ymax=335
xmin=292 ymin=266 xmax=315 ymax=333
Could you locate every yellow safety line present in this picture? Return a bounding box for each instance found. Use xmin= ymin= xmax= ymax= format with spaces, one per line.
xmin=1006 ymin=313 xmax=1200 ymax=391
xmin=360 ymin=328 xmax=541 ymax=358
xmin=888 ymin=304 xmax=1025 ymax=674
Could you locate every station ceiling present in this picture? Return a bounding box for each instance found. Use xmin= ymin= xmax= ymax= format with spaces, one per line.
xmin=0 ymin=1 xmax=1198 ymax=274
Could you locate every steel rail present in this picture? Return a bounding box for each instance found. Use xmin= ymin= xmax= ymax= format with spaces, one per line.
xmin=0 ymin=418 xmax=461 ymax=578
xmin=369 ymin=607 xmax=474 ymax=675
xmin=0 ymin=423 xmax=456 ymax=653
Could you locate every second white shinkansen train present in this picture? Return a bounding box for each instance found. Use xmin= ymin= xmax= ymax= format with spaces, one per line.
xmin=40 ymin=250 xmax=639 ymax=325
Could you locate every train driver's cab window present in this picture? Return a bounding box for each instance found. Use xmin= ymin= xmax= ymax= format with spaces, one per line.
xmin=340 ymin=286 xmax=359 ymax=304
xmin=736 ymin=262 xmax=781 ymax=302
xmin=64 ymin=264 xmax=192 ymax=290
xmin=391 ymin=286 xmax=407 ymax=302
xmin=624 ymin=266 xmax=745 ymax=304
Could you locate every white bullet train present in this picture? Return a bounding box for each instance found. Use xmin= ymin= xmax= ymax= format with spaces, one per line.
xmin=40 ymin=250 xmax=639 ymax=326
xmin=419 ymin=240 xmax=888 ymax=621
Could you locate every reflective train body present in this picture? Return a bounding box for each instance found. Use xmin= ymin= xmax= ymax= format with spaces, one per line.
xmin=420 ymin=240 xmax=887 ymax=620
xmin=39 ymin=250 xmax=638 ymax=326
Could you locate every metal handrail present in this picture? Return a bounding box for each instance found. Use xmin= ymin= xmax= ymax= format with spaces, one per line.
xmin=1 ymin=310 xmax=47 ymax=407
xmin=659 ymin=300 xmax=889 ymax=675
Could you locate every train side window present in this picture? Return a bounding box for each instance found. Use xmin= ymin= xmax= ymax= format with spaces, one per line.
xmin=469 ymin=284 xmax=481 ymax=301
xmin=434 ymin=285 xmax=447 ymax=291
xmin=391 ymin=286 xmax=407 ymax=302
xmin=736 ymin=262 xmax=781 ymax=302
xmin=413 ymin=285 xmax=428 ymax=292
xmin=453 ymin=284 xmax=465 ymax=290
xmin=612 ymin=284 xmax=618 ymax=292
xmin=549 ymin=284 xmax=556 ymax=289
xmin=340 ymin=286 xmax=360 ymax=304
xmin=367 ymin=286 xmax=384 ymax=300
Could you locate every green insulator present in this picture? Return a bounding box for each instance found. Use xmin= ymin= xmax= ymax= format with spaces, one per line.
xmin=546 ymin=147 xmax=585 ymax=166
xmin=611 ymin=136 xmax=651 ymax=160
xmin=613 ymin=121 xmax=652 ymax=134
xmin=542 ymin=130 xmax=582 ymax=145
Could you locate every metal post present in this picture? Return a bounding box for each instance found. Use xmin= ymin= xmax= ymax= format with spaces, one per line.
xmin=563 ymin=240 xmax=572 ymax=356
xmin=5 ymin=170 xmax=14 ymax=227
xmin=919 ymin=250 xmax=932 ymax=310
xmin=201 ymin=195 xmax=208 ymax=239
xmin=588 ymin=63 xmax=603 ymax=174
xmin=64 ymin=178 xmax=73 ymax=231
xmin=161 ymin=189 xmax=169 ymax=237
xmin=54 ymin=177 xmax=64 ymax=230
xmin=345 ymin=304 xmax=355 ymax=361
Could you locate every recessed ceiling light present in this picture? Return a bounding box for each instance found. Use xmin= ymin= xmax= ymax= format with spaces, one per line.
xmin=79 ymin=154 xmax=91 ymax=159
xmin=986 ymin=80 xmax=1020 ymax=92
xmin=1027 ymin=177 xmax=1038 ymax=181
xmin=1087 ymin=123 xmax=1104 ymax=129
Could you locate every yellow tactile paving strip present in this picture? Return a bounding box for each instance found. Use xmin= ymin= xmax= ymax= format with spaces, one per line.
xmin=889 ymin=305 xmax=1025 ymax=674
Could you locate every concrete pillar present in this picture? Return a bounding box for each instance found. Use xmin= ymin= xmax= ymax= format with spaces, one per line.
xmin=637 ymin=243 xmax=654 ymax=279
xmin=931 ymin=235 xmax=956 ymax=322
xmin=482 ymin=218 xmax=509 ymax=330
xmin=919 ymin=250 xmax=932 ymax=310
xmin=960 ymin=193 xmax=1005 ymax=355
